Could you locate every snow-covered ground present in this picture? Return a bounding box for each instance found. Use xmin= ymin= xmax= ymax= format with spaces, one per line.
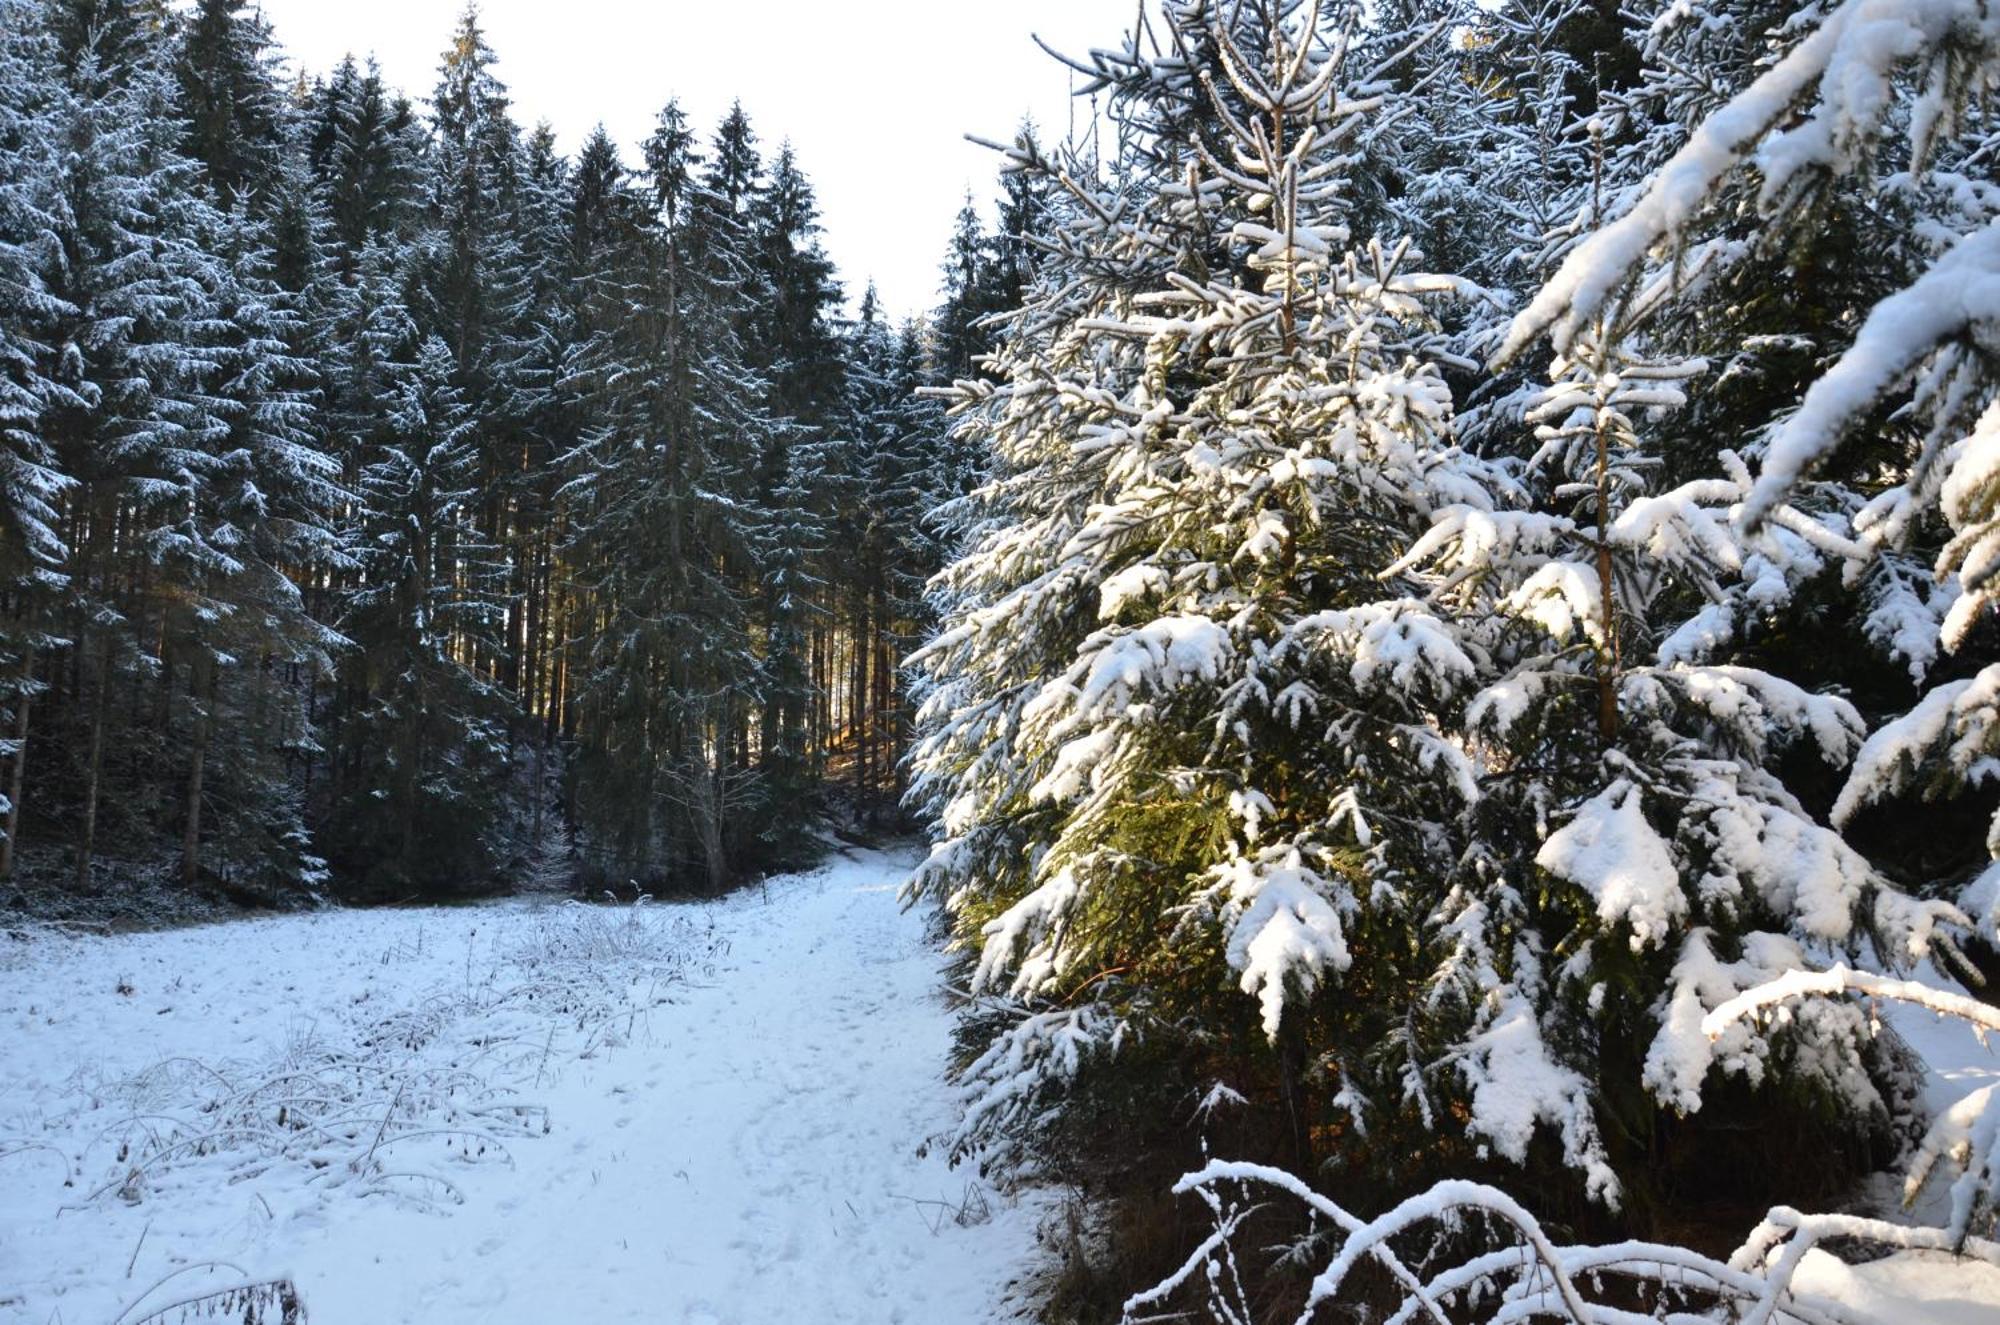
xmin=0 ymin=847 xmax=1043 ymax=1324
xmin=7 ymin=845 xmax=2000 ymax=1325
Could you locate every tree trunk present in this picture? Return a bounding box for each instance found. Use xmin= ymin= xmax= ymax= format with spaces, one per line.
xmin=75 ymin=636 xmax=112 ymax=893
xmin=180 ymin=654 xmax=215 ymax=888
xmin=1593 ymin=363 xmax=1620 ymax=743
xmin=0 ymin=640 xmax=35 ymax=881
xmin=530 ymin=729 xmax=547 ymax=857
xmin=852 ymin=595 xmax=869 ymax=798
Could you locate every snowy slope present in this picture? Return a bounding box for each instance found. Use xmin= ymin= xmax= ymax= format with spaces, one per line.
xmin=0 ymin=848 xmax=1042 ymax=1323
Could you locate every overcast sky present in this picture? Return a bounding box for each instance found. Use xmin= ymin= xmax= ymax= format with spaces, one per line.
xmin=252 ymin=0 xmax=1129 ymax=318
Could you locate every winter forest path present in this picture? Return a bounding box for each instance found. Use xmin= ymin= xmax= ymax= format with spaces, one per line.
xmin=0 ymin=847 xmax=1043 ymax=1323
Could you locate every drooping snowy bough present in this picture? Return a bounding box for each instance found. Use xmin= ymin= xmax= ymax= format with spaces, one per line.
xmin=1133 ymin=964 xmax=2000 ymax=1322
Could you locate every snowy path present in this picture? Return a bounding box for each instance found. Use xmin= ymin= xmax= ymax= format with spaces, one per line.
xmin=0 ymin=848 xmax=1042 ymax=1323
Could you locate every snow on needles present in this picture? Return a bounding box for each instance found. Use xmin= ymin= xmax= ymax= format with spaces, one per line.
xmin=1748 ymin=219 xmax=2000 ymax=527
xmin=1536 ymin=780 xmax=1686 ymax=951
xmin=1212 ymin=848 xmax=1353 ymax=1041
xmin=1498 ymin=0 xmax=2000 ymax=369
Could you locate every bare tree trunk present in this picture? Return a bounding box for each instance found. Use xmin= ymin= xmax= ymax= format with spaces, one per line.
xmin=0 ymin=640 xmax=35 ymax=880
xmin=852 ymin=595 xmax=869 ymax=798
xmin=674 ymin=753 xmax=729 ymax=898
xmin=1592 ymin=350 xmax=1620 ymax=744
xmin=530 ymin=730 xmax=547 ymax=855
xmin=875 ymin=630 xmax=896 ymax=800
xmin=75 ymin=636 xmax=111 ymax=892
xmin=180 ymin=654 xmax=214 ymax=888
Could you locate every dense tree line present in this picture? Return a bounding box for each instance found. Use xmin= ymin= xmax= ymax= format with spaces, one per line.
xmin=909 ymin=0 xmax=2000 ymax=1311
xmin=0 ymin=0 xmax=1023 ymax=902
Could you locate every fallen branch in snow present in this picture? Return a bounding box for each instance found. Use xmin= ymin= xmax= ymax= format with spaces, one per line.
xmin=112 ymin=1262 xmax=258 ymax=1324
xmin=119 ymin=1272 xmax=303 ymax=1325
xmin=0 ymin=1139 xmax=74 ymax=1186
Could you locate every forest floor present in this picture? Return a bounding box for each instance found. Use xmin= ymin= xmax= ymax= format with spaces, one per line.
xmin=0 ymin=845 xmax=1046 ymax=1324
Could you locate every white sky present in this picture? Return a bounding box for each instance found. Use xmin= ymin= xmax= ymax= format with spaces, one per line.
xmin=252 ymin=0 xmax=1130 ymax=318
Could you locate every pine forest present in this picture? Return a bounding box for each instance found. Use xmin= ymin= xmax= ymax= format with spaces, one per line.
xmin=3 ymin=1 xmax=2000 ymax=1322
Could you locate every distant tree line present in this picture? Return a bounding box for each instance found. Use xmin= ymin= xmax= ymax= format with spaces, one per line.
xmin=0 ymin=0 xmax=1049 ymax=901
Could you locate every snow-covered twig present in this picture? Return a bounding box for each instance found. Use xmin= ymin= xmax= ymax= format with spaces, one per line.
xmin=1702 ymin=963 xmax=2000 ymax=1249
xmin=1130 ymin=1159 xmax=1998 ymax=1324
xmin=1700 ymin=964 xmax=2000 ymax=1041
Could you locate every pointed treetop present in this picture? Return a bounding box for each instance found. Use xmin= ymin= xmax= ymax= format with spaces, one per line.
xmin=642 ymin=97 xmax=699 ymax=221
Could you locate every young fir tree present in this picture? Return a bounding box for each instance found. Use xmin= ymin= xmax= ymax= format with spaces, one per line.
xmin=910 ymin=0 xmax=1520 ymax=1182
xmin=1494 ymin=0 xmax=2000 ymax=958
xmin=1386 ymin=0 xmax=1997 ymax=1218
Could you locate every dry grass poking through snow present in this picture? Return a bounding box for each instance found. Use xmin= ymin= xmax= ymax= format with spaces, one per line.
xmin=5 ymin=900 xmax=727 ymax=1225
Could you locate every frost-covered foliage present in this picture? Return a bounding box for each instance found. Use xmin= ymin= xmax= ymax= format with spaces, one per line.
xmin=910 ymin=0 xmax=1518 ymax=1180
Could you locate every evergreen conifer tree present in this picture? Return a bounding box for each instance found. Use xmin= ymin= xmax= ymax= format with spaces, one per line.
xmin=0 ymin=0 xmax=71 ymax=879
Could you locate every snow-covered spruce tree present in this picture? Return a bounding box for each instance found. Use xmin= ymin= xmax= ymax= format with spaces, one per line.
xmin=824 ymin=289 xmax=959 ymax=804
xmin=499 ymin=119 xmax=587 ymax=869
xmin=1391 ymin=311 xmax=1951 ymax=1218
xmin=34 ymin=8 xmax=252 ymax=892
xmin=1391 ymin=0 xmax=2000 ymax=1217
xmin=172 ymin=0 xmax=288 ymax=209
xmin=0 ymin=0 xmax=70 ymax=880
xmin=178 ymin=192 xmax=342 ymax=898
xmin=412 ymin=7 xmax=536 ymax=701
xmin=1571 ymin=0 xmax=1957 ymax=740
xmin=744 ymin=140 xmax=843 ymax=835
xmin=301 ymin=55 xmax=428 ymax=274
xmin=931 ymin=194 xmax=996 ymax=386
xmin=158 ymin=0 xmax=342 ymax=897
xmin=987 ymin=121 xmax=1060 ymax=325
xmin=909 ymin=0 xmax=1517 ymax=1184
xmin=327 ymin=288 xmax=511 ymax=895
xmin=559 ymin=101 xmax=769 ymax=893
